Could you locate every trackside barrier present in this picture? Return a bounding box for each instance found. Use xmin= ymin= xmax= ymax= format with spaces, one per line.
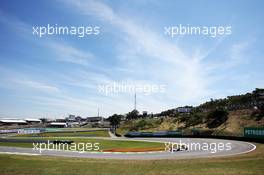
xmin=124 ymin=131 xmax=264 ymax=143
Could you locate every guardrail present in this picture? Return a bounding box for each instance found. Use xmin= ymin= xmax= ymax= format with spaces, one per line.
xmin=124 ymin=131 xmax=264 ymax=143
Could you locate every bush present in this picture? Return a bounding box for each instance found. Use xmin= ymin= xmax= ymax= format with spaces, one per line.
xmin=128 ymin=119 xmax=156 ymax=131
xmin=185 ymin=113 xmax=204 ymax=127
xmin=251 ymin=106 xmax=264 ymax=120
xmin=137 ymin=120 xmax=147 ymax=129
xmin=206 ymin=108 xmax=229 ymax=128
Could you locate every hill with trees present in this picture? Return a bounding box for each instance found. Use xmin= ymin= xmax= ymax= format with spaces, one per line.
xmin=113 ymin=88 xmax=264 ymax=136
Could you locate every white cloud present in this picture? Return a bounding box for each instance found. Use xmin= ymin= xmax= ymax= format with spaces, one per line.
xmin=229 ymin=41 xmax=250 ymax=65
xmin=0 ymin=66 xmax=59 ymax=93
xmin=0 ymin=11 xmax=94 ymax=66
xmin=48 ymin=41 xmax=94 ymax=65
xmin=62 ymin=0 xmax=213 ymax=106
xmin=14 ymin=80 xmax=59 ymax=93
xmin=2 ymin=1 xmax=250 ymax=117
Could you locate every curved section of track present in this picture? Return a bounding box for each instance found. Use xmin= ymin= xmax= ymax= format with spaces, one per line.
xmin=0 ymin=138 xmax=256 ymax=160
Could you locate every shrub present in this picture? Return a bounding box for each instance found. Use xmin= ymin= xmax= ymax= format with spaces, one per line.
xmin=206 ymin=108 xmax=229 ymax=128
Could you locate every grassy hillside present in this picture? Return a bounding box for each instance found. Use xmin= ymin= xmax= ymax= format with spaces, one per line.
xmin=117 ymin=88 xmax=264 ymax=136
xmin=117 ymin=109 xmax=264 ymax=136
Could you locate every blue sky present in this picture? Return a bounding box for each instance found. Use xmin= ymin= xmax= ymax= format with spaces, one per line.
xmin=0 ymin=0 xmax=263 ymax=118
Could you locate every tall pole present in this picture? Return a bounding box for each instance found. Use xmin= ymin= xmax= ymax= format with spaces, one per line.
xmin=97 ymin=108 xmax=99 ymax=117
xmin=134 ymin=93 xmax=137 ymax=110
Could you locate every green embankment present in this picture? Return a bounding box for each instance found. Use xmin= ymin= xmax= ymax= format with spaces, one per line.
xmin=0 ymin=137 xmax=163 ymax=151
xmin=117 ymin=110 xmax=264 ymax=137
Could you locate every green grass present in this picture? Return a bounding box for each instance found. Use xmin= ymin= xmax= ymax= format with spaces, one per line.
xmin=59 ymin=127 xmax=103 ymax=131
xmin=0 ymin=142 xmax=32 ymax=148
xmin=0 ymin=143 xmax=263 ymax=175
xmin=15 ymin=130 xmax=109 ymax=137
xmin=116 ymin=128 xmax=129 ymax=136
xmin=0 ymin=137 xmax=163 ymax=150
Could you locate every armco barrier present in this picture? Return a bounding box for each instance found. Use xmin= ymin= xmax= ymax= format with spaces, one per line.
xmin=124 ymin=131 xmax=264 ymax=143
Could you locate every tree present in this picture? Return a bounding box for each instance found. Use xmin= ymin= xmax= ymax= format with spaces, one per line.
xmin=206 ymin=108 xmax=228 ymax=128
xmin=108 ymin=114 xmax=122 ymax=131
xmin=126 ymin=109 xmax=139 ymax=120
xmin=39 ymin=118 xmax=47 ymax=123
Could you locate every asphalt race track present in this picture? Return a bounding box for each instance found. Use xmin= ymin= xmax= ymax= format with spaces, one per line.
xmin=0 ymin=138 xmax=256 ymax=160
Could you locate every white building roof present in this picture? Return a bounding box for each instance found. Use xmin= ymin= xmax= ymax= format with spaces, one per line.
xmin=0 ymin=119 xmax=27 ymax=123
xmin=25 ymin=118 xmax=41 ymax=122
xmin=50 ymin=122 xmax=67 ymax=125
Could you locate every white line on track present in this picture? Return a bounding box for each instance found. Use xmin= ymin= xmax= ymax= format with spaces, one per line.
xmin=0 ymin=151 xmax=40 ymax=156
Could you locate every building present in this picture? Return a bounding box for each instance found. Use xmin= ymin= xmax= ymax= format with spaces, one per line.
xmin=49 ymin=122 xmax=67 ymax=128
xmin=86 ymin=117 xmax=108 ymax=127
xmin=86 ymin=117 xmax=103 ymax=123
xmin=55 ymin=118 xmax=66 ymax=122
xmin=0 ymin=119 xmax=27 ymax=126
xmin=175 ymin=106 xmax=193 ymax=113
xmin=68 ymin=114 xmax=76 ymax=122
xmin=142 ymin=111 xmax=148 ymax=118
xmin=75 ymin=116 xmax=85 ymax=122
xmin=25 ymin=118 xmax=41 ymax=124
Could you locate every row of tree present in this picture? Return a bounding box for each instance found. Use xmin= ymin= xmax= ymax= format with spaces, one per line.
xmin=108 ymin=88 xmax=264 ymax=130
xmin=108 ymin=109 xmax=139 ymax=130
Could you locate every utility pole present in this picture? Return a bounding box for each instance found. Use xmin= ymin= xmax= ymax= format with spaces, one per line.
xmin=134 ymin=93 xmax=137 ymax=110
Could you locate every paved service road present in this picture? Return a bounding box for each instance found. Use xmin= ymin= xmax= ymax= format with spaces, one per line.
xmin=0 ymin=138 xmax=256 ymax=160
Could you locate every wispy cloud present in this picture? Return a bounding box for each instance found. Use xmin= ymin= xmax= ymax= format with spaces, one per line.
xmin=229 ymin=41 xmax=250 ymax=66
xmin=48 ymin=42 xmax=94 ymax=65
xmin=62 ymin=0 xmax=213 ymax=105
xmin=14 ymin=79 xmax=59 ymax=93
xmin=1 ymin=1 xmax=261 ymax=118
xmin=0 ymin=66 xmax=59 ymax=93
xmin=0 ymin=10 xmax=94 ymax=66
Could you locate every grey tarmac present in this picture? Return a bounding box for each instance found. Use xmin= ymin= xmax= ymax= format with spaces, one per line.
xmin=0 ymin=138 xmax=256 ymax=160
